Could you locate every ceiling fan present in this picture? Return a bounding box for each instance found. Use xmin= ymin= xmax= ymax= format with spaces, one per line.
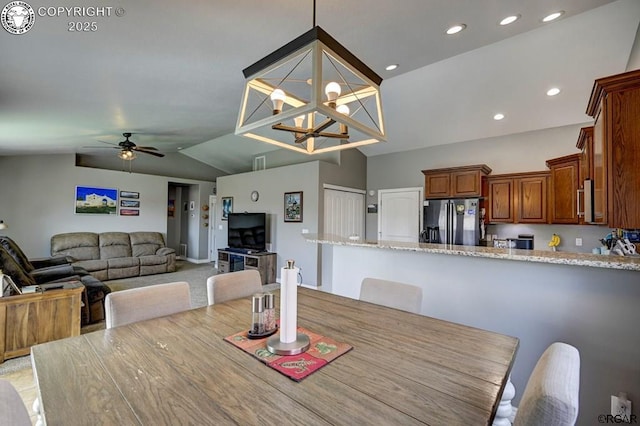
xmin=113 ymin=132 xmax=165 ymax=160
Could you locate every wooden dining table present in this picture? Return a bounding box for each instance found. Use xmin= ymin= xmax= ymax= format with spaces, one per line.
xmin=31 ymin=287 xmax=519 ymax=425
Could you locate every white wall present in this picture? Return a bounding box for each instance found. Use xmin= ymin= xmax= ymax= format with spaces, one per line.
xmin=0 ymin=154 xmax=214 ymax=259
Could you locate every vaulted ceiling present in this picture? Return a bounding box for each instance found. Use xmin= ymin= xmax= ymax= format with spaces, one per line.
xmin=1 ymin=0 xmax=638 ymax=174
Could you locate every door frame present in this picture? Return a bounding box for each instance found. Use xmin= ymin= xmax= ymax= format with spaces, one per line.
xmin=208 ymin=195 xmax=217 ymax=263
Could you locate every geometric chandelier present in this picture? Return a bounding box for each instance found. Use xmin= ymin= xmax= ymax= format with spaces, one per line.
xmin=235 ymin=8 xmax=386 ymax=155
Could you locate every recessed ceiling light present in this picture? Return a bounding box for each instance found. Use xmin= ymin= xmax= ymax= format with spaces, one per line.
xmin=385 ymin=64 xmax=398 ymax=71
xmin=542 ymin=11 xmax=564 ymax=22
xmin=446 ymin=24 xmax=466 ymax=35
xmin=547 ymin=87 xmax=561 ymax=96
xmin=500 ymin=15 xmax=520 ymax=26
xmin=177 ymin=147 xmax=183 ymax=150
xmin=493 ymin=113 xmax=505 ymax=121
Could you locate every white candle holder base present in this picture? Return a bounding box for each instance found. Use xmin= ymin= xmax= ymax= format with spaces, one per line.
xmin=266 ymin=333 xmax=310 ymax=355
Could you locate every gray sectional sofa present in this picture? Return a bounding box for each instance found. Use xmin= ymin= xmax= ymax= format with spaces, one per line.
xmin=51 ymin=232 xmax=176 ymax=281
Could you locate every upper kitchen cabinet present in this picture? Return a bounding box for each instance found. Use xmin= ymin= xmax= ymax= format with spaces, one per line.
xmin=546 ymin=154 xmax=581 ymax=224
xmin=422 ymin=164 xmax=491 ymax=199
xmin=586 ymin=69 xmax=640 ymax=228
xmin=487 ymin=171 xmax=549 ymax=224
xmin=576 ymin=127 xmax=594 ymax=225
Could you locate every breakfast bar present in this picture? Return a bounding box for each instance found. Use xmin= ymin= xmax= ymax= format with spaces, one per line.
xmin=309 ymin=234 xmax=640 ymax=425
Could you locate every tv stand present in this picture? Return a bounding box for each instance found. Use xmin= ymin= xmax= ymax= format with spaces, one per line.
xmin=217 ymin=249 xmax=276 ymax=285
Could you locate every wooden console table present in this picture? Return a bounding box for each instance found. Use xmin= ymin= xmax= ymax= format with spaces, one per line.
xmin=0 ymin=281 xmax=83 ymax=363
xmin=217 ymin=249 xmax=276 ymax=285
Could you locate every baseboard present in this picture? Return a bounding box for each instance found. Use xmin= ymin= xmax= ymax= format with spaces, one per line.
xmin=183 ymin=257 xmax=213 ymax=264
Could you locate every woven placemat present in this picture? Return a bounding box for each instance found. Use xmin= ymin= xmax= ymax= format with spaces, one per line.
xmin=225 ymin=326 xmax=352 ymax=381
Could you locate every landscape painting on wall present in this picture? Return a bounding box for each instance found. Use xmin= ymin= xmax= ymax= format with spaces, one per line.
xmin=75 ymin=186 xmax=117 ymax=215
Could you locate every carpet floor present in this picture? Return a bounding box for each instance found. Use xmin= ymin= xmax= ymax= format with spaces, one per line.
xmin=0 ymin=261 xmax=279 ymax=376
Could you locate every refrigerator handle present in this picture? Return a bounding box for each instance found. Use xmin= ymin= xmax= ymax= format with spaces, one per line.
xmin=447 ymin=201 xmax=453 ymax=244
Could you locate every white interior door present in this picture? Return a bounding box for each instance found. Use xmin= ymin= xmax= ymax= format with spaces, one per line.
xmin=323 ymin=187 xmax=365 ymax=239
xmin=378 ymin=188 xmax=423 ymax=242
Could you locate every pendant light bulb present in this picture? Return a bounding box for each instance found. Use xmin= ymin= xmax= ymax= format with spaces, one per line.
xmin=325 ymin=81 xmax=341 ymax=108
xmin=270 ymin=89 xmax=286 ymax=114
xmin=336 ymin=104 xmax=350 ymax=115
xmin=294 ymin=115 xmax=305 ymax=128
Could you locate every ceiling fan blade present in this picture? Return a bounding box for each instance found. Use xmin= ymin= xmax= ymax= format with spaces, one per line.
xmin=96 ymin=139 xmax=119 ymax=146
xmin=136 ymin=146 xmax=158 ymax=150
xmin=133 ymin=147 xmax=165 ymax=157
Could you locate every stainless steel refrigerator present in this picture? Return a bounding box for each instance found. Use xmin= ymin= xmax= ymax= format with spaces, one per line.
xmin=422 ymin=199 xmax=481 ymax=246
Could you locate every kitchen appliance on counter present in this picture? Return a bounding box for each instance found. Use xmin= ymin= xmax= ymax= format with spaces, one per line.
xmin=422 ymin=199 xmax=481 ymax=246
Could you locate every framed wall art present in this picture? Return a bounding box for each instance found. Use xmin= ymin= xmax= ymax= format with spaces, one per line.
xmin=120 ymin=190 xmax=139 ymax=199
xmin=222 ymin=197 xmax=233 ymax=220
xmin=284 ymin=191 xmax=303 ymax=222
xmin=120 ymin=199 xmax=140 ymax=208
xmin=75 ymin=186 xmax=117 ymax=215
xmin=120 ymin=209 xmax=140 ymax=216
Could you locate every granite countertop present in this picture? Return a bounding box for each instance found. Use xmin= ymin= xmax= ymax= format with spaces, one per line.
xmin=304 ymin=234 xmax=640 ymax=271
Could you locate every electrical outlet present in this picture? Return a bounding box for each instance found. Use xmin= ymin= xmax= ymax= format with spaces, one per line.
xmin=575 ymin=238 xmax=583 ymax=246
xmin=611 ymin=393 xmax=632 ymax=421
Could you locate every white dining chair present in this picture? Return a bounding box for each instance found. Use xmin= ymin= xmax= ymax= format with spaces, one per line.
xmin=0 ymin=379 xmax=31 ymax=426
xmin=511 ymin=342 xmax=580 ymax=426
xmin=207 ymin=270 xmax=262 ymax=305
xmin=359 ymin=277 xmax=423 ymax=314
xmin=105 ymin=281 xmax=192 ymax=329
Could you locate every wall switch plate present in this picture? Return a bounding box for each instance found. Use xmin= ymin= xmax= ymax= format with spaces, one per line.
xmin=218 ymin=225 xmax=223 ymax=230
xmin=611 ymin=394 xmax=632 ymax=420
xmin=301 ymin=229 xmax=309 ymax=234
xmin=576 ymin=238 xmax=583 ymax=246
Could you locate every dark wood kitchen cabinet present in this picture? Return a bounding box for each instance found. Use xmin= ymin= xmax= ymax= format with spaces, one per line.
xmin=576 ymin=126 xmax=594 ymax=225
xmin=546 ymin=154 xmax=581 ymax=224
xmin=586 ymin=69 xmax=640 ymax=228
xmin=422 ymin=164 xmax=491 ymax=199
xmin=487 ymin=171 xmax=549 ymax=224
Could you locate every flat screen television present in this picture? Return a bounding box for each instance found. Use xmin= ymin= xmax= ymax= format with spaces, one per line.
xmin=227 ymin=212 xmax=267 ymax=252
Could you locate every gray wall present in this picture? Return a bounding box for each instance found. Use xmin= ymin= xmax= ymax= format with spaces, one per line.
xmin=0 ymin=154 xmax=214 ymax=259
xmin=327 ymin=244 xmax=640 ymax=426
xmin=216 ymin=162 xmax=321 ymax=285
xmin=365 ymin=123 xmax=610 ymax=247
xmin=626 ymin=21 xmax=640 ymax=71
xmin=77 ymin=152 xmax=227 ymax=182
xmin=216 ymin=149 xmax=367 ymax=286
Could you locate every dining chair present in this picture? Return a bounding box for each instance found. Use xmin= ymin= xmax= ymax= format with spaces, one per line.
xmin=512 ymin=342 xmax=580 ymax=426
xmin=105 ymin=281 xmax=191 ymax=329
xmin=0 ymin=379 xmax=31 ymax=426
xmin=206 ymin=270 xmax=262 ymax=305
xmin=359 ymin=277 xmax=423 ymax=314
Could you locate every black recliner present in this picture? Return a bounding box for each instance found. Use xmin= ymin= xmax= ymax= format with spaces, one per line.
xmin=0 ymin=237 xmax=111 ymax=325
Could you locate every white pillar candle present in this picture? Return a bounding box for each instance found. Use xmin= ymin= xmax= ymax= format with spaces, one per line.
xmin=279 ymin=265 xmax=299 ymax=343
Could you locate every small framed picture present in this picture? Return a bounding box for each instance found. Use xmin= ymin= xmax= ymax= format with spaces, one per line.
xmin=120 ymin=190 xmax=139 ymax=199
xmin=222 ymin=197 xmax=233 ymax=220
xmin=120 ymin=200 xmax=140 ymax=208
xmin=120 ymin=209 xmax=140 ymax=216
xmin=284 ymin=191 xmax=303 ymax=222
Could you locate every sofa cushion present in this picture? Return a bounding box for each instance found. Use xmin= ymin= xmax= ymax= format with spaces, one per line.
xmin=130 ymin=232 xmax=166 ymax=257
xmin=51 ymin=232 xmax=100 ymax=261
xmin=138 ymin=255 xmax=167 ymax=266
xmin=0 ymin=247 xmax=36 ymax=287
xmin=99 ymin=232 xmax=132 ymax=260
